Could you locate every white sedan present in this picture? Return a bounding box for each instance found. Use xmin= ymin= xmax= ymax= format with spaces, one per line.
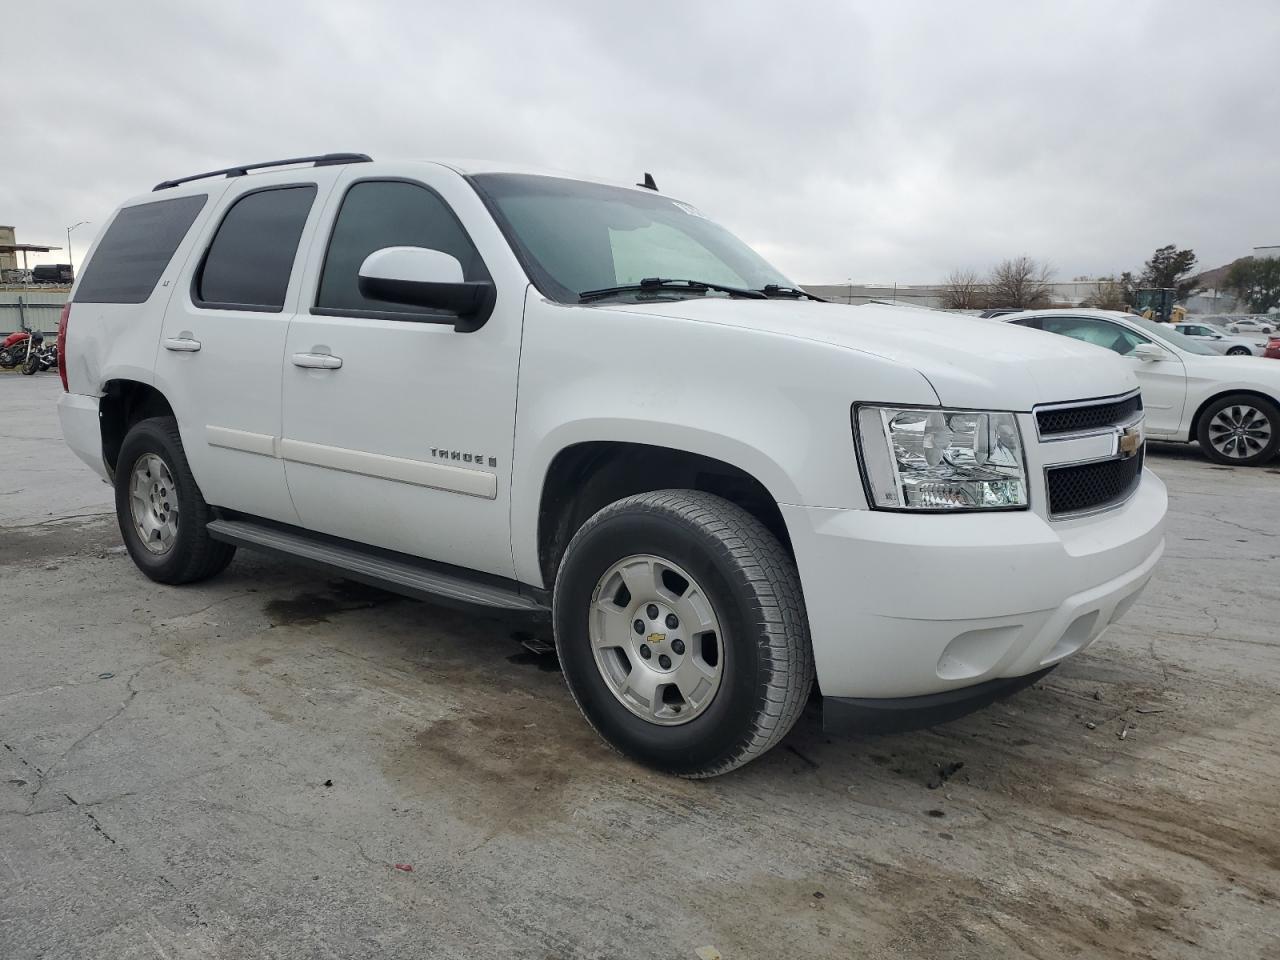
xmin=1002 ymin=309 xmax=1280 ymax=466
xmin=1228 ymin=317 xmax=1275 ymax=335
xmin=1173 ymin=322 xmax=1268 ymax=356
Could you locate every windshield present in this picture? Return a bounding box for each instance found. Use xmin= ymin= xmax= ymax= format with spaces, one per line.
xmin=1129 ymin=315 xmax=1219 ymax=355
xmin=470 ymin=173 xmax=793 ymax=303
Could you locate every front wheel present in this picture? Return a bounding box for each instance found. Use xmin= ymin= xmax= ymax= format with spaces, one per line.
xmin=1196 ymin=394 xmax=1280 ymax=466
xmin=114 ymin=417 xmax=236 ymax=583
xmin=20 ymin=351 xmax=38 ymax=375
xmin=553 ymin=490 xmax=814 ymax=778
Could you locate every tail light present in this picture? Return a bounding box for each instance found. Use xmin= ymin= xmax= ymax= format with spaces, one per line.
xmin=57 ymin=303 xmax=70 ymax=391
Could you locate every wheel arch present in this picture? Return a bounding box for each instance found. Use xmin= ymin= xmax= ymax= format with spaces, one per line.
xmin=533 ymin=439 xmax=794 ymax=589
xmin=99 ymin=379 xmax=176 ymax=478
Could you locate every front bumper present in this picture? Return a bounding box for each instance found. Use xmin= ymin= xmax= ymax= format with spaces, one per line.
xmin=781 ymin=468 xmax=1167 ymax=701
xmin=57 ymin=391 xmax=108 ymax=481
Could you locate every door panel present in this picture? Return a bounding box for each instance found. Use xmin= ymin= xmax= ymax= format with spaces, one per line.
xmin=281 ymin=169 xmax=524 ymax=579
xmin=1125 ymin=354 xmax=1187 ymax=437
xmin=154 ymin=173 xmax=338 ymax=522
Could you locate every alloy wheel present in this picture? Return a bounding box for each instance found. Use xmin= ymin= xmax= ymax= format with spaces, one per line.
xmin=1207 ymin=405 xmax=1273 ymax=460
xmin=129 ymin=453 xmax=179 ymax=554
xmin=589 ymin=554 xmax=724 ymax=725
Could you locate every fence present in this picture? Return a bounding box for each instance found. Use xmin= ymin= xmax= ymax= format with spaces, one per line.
xmin=0 ymin=287 xmax=69 ymax=335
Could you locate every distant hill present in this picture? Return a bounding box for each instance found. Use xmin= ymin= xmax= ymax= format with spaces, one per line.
xmin=1190 ymin=257 xmax=1251 ymax=292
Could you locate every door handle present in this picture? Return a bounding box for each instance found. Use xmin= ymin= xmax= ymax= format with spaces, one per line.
xmin=163 ymin=337 xmax=202 ymax=352
xmin=291 ymin=352 xmax=343 ymax=370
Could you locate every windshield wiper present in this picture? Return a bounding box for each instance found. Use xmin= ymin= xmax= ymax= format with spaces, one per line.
xmin=579 ymin=277 xmax=767 ymax=303
xmin=757 ymin=284 xmax=827 ymax=302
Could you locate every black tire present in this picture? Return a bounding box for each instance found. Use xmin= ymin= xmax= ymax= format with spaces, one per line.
xmin=20 ymin=352 xmax=38 ymax=375
xmin=553 ymin=490 xmax=813 ymax=778
xmin=114 ymin=416 xmax=235 ymax=584
xmin=1227 ymin=346 xmax=1251 ymax=356
xmin=1195 ymin=394 xmax=1280 ymax=466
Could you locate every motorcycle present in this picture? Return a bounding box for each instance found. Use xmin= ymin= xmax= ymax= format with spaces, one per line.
xmin=31 ymin=340 xmax=58 ymax=374
xmin=0 ymin=330 xmax=49 ymax=375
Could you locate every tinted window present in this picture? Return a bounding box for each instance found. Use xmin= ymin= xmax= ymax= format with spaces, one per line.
xmin=316 ymin=180 xmax=488 ymax=316
xmin=74 ymin=195 xmax=207 ymax=304
xmin=195 ymin=186 xmax=317 ymax=311
xmin=1014 ymin=316 xmax=1147 ymax=355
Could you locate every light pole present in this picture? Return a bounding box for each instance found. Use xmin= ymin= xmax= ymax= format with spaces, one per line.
xmin=66 ymin=221 xmax=90 ymax=275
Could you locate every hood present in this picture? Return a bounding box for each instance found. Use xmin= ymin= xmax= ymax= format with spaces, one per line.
xmin=598 ymin=298 xmax=1137 ymax=410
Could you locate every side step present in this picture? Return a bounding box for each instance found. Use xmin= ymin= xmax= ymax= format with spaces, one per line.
xmin=207 ymin=519 xmax=548 ymax=615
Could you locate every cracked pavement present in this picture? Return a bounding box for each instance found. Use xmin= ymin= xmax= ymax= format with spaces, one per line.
xmin=2 ymin=374 xmax=1278 ymax=959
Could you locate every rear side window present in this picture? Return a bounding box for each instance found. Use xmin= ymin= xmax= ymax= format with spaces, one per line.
xmin=315 ymin=180 xmax=488 ymax=317
xmin=73 ymin=195 xmax=207 ymax=304
xmin=194 ymin=185 xmax=317 ymax=312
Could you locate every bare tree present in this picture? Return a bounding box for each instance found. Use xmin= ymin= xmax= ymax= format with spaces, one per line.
xmin=941 ymin=268 xmax=987 ymax=310
xmin=1085 ymin=277 xmax=1128 ymax=310
xmin=987 ymin=256 xmax=1053 ymax=308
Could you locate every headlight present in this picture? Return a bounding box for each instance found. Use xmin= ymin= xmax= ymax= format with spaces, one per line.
xmin=855 ymin=406 xmax=1027 ymax=511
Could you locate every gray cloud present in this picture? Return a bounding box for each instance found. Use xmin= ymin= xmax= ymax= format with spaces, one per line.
xmin=6 ymin=0 xmax=1277 ymax=283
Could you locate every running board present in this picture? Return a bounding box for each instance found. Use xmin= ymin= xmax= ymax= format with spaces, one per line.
xmin=206 ymin=519 xmax=548 ymax=615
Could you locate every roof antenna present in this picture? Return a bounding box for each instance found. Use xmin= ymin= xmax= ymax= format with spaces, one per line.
xmin=636 ymin=172 xmax=658 ymax=191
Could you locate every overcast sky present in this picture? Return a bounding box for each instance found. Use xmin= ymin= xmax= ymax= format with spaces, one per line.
xmin=6 ymin=0 xmax=1277 ymax=284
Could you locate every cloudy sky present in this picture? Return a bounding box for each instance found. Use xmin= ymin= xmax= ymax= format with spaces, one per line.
xmin=6 ymin=0 xmax=1278 ymax=284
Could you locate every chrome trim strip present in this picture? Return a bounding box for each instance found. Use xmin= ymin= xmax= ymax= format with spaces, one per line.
xmin=206 ymin=426 xmax=497 ymax=498
xmin=279 ymin=438 xmax=497 ymax=499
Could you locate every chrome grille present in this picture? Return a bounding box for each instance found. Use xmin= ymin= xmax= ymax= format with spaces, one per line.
xmin=1046 ymin=450 xmax=1144 ymax=517
xmin=1037 ymin=393 xmax=1142 ymax=437
xmin=1036 ymin=390 xmax=1146 ymax=519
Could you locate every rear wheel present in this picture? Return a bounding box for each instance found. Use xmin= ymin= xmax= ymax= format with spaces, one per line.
xmin=553 ymin=490 xmax=813 ymax=778
xmin=1226 ymin=346 xmax=1251 ymax=356
xmin=1196 ymin=394 xmax=1280 ymax=466
xmin=114 ymin=417 xmax=235 ymax=583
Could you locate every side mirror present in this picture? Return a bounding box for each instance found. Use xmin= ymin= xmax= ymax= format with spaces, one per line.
xmin=358 ymin=247 xmax=496 ymax=332
xmin=1132 ymin=342 xmax=1167 ymax=362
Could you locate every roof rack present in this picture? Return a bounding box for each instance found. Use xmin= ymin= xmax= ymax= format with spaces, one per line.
xmin=152 ymin=152 xmax=372 ymax=191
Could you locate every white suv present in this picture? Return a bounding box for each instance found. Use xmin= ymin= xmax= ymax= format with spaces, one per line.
xmin=57 ymin=154 xmax=1167 ymax=776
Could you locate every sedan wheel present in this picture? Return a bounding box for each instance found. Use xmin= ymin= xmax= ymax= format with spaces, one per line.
xmin=1197 ymin=394 xmax=1280 ymax=466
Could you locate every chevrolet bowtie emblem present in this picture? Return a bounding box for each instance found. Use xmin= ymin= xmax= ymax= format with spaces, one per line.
xmin=646 ymin=632 xmax=666 ymax=645
xmin=1118 ymin=424 xmax=1143 ymax=458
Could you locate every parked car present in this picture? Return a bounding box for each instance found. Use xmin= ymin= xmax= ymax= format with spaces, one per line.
xmin=1227 ymin=317 xmax=1275 ymax=335
xmin=1266 ymin=337 xmax=1280 ymax=361
xmin=1003 ymin=309 xmax=1280 ymax=466
xmin=57 ymin=153 xmax=1168 ymax=776
xmin=1172 ymin=322 xmax=1267 ymax=356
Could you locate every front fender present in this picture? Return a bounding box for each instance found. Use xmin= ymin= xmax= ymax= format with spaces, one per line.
xmin=509 ymin=293 xmax=938 ymax=585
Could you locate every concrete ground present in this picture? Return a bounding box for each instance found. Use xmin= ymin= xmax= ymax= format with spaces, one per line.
xmin=1 ymin=372 xmax=1277 ymax=960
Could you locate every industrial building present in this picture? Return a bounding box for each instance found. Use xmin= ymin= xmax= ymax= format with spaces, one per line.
xmin=1 ymin=226 xmax=70 ymax=334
